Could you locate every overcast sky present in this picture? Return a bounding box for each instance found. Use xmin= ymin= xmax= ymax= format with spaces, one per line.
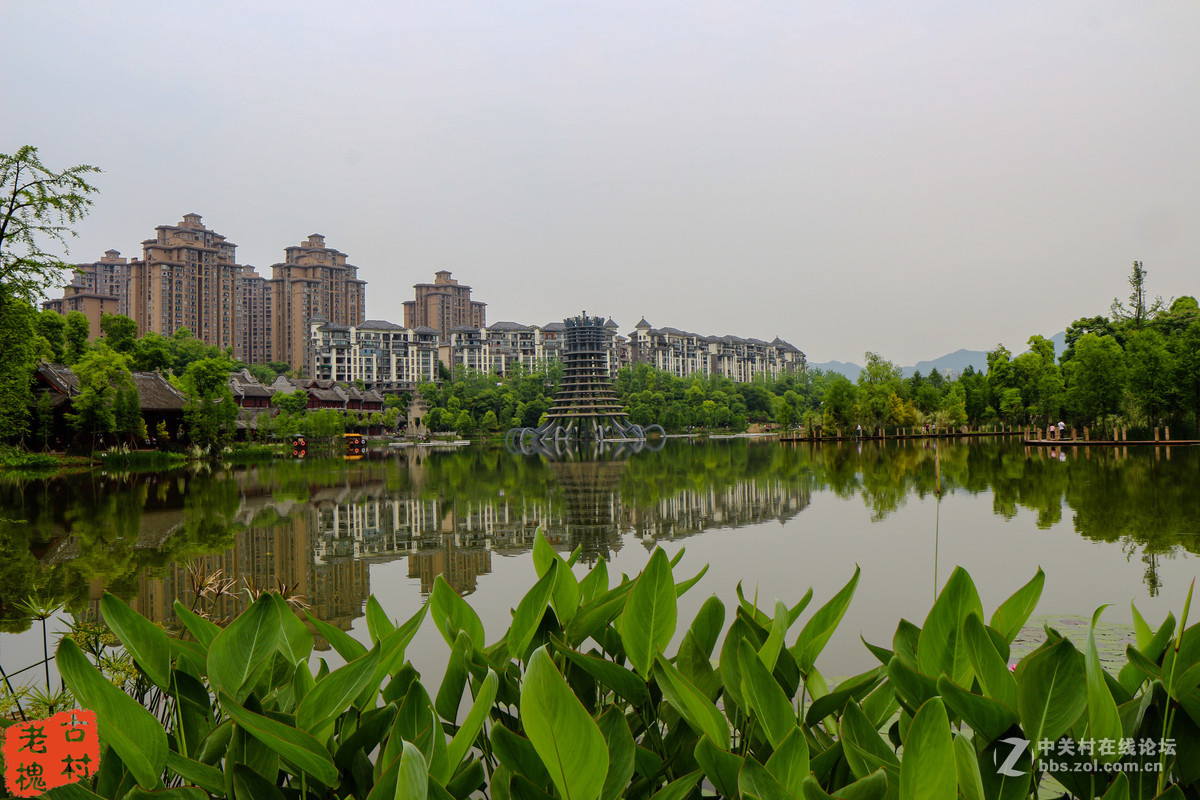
xmin=3 ymin=1 xmax=1197 ymax=365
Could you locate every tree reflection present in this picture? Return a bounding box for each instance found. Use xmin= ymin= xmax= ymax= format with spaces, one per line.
xmin=1 ymin=440 xmax=1197 ymax=633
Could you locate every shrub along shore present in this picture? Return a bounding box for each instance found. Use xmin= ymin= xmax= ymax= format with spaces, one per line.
xmin=23 ymin=531 xmax=1200 ymax=798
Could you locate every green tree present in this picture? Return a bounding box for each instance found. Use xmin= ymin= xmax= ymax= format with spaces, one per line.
xmin=114 ymin=384 xmax=145 ymax=444
xmin=1111 ymin=260 xmax=1163 ymax=331
xmin=480 ymin=409 xmax=499 ymax=431
xmin=272 ymin=389 xmax=309 ymax=416
xmin=37 ymin=309 xmax=66 ymax=362
xmin=0 ymin=290 xmax=40 ymax=440
xmin=64 ymin=310 xmax=90 ymax=364
xmin=33 ymin=389 xmax=54 ymax=449
xmin=0 ymin=146 xmax=100 ymax=316
xmin=856 ymin=352 xmax=902 ymax=427
xmin=383 ymin=407 xmax=400 ymax=431
xmin=1173 ymin=321 xmax=1200 ymax=433
xmin=455 ymin=409 xmax=476 ymax=436
xmin=180 ymin=357 xmax=237 ymax=448
xmin=67 ymin=342 xmax=133 ymax=449
xmin=1064 ymin=333 xmax=1126 ymax=426
xmin=1125 ymin=327 xmax=1174 ymax=425
xmin=99 ymin=313 xmax=138 ymax=353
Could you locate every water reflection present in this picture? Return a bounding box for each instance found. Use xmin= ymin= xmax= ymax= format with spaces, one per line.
xmin=2 ymin=440 xmax=1197 ymax=639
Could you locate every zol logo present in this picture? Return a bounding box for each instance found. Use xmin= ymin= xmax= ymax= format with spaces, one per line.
xmin=994 ymin=737 xmax=1031 ymax=777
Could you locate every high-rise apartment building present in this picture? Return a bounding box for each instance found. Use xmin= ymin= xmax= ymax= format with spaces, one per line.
xmin=127 ymin=214 xmax=242 ymax=351
xmin=271 ymin=234 xmax=366 ymax=373
xmin=42 ymin=249 xmax=131 ymax=339
xmin=402 ymin=271 xmax=486 ymax=339
xmin=237 ymin=266 xmax=273 ymax=366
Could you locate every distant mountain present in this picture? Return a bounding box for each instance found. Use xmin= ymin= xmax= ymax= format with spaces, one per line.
xmin=903 ymin=349 xmax=988 ymax=378
xmin=811 ymin=332 xmax=1067 ymax=380
xmin=808 ymin=360 xmax=862 ymax=379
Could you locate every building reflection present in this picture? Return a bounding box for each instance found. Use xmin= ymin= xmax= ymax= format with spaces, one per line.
xmin=63 ymin=450 xmax=812 ymax=641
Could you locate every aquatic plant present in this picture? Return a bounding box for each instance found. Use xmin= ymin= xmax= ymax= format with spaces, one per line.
xmin=48 ymin=532 xmax=1200 ymax=797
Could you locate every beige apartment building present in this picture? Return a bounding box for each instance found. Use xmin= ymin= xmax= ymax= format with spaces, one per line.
xmin=42 ymin=286 xmax=121 ymax=340
xmin=126 ymin=214 xmax=243 ymax=351
xmin=402 ymin=270 xmax=486 ymax=338
xmin=42 ymin=249 xmax=131 ymax=339
xmin=237 ymin=266 xmax=274 ymax=366
xmin=271 ymin=234 xmax=367 ymax=373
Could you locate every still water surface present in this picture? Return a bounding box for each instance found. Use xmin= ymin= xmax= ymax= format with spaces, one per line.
xmin=2 ymin=438 xmax=1197 ymax=682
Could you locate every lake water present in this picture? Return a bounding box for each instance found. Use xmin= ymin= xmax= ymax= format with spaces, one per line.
xmin=2 ymin=437 xmax=1197 ymax=689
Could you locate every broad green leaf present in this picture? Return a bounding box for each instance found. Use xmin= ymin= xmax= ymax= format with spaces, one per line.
xmin=233 ymin=763 xmax=286 ymax=800
xmin=935 ymin=675 xmax=1018 ymax=745
xmin=431 ymin=574 xmax=485 ymax=648
xmin=620 ymin=548 xmax=677 ymax=677
xmin=1131 ymin=603 xmax=1153 ymax=652
xmin=397 ymin=741 xmax=430 ymax=800
xmin=918 ymin=567 xmax=983 ymax=687
xmin=977 ymin=737 xmax=1032 ymax=800
xmin=218 ymin=688 xmax=338 ymax=785
xmin=961 ymin=613 xmax=1016 ymax=708
xmin=805 ymin=666 xmax=885 ymax=726
xmin=674 ymin=563 xmax=709 ymax=597
xmin=444 ymin=668 xmax=499 ymax=781
xmin=508 ymin=562 xmax=559 ymax=659
xmin=688 ymin=595 xmax=726 ymax=658
xmin=801 ymin=770 xmax=889 ymax=800
xmin=207 ymin=593 xmax=279 ymax=703
xmin=886 ymin=656 xmax=939 ymax=717
xmin=651 ymin=770 xmax=702 ymax=800
xmin=533 ymin=528 xmax=581 ymax=624
xmin=270 ymin=592 xmax=314 ymax=663
xmin=1101 ymin=773 xmax=1129 ymax=800
xmin=794 ymin=565 xmax=861 ymax=672
xmin=739 ymin=756 xmax=795 ymax=800
xmin=366 ymin=594 xmax=396 ymax=642
xmin=296 ymin=646 xmax=381 ymax=733
xmin=122 ymin=788 xmax=208 ymax=800
xmin=839 ymin=700 xmax=899 ymax=780
xmin=989 ymin=568 xmax=1044 ymax=644
xmin=165 ymin=750 xmax=225 ymax=795
xmin=738 ymin=638 xmax=797 ymax=749
xmin=1084 ymin=605 xmax=1123 ymax=761
xmin=174 ymin=599 xmax=221 ymax=650
xmin=1015 ymin=637 xmax=1086 ymax=750
xmin=579 ymin=558 xmax=609 ymax=603
xmin=598 ymin=708 xmax=636 ymax=800
xmin=57 ymin=636 xmax=167 ymax=789
xmin=759 ymin=599 xmax=791 ymax=673
xmin=567 ymin=584 xmax=634 ymax=648
xmin=766 ymin=727 xmax=810 ymax=798
xmin=899 ymin=698 xmax=954 ymax=800
xmin=520 ymin=646 xmax=609 ymax=800
xmin=305 ymin=608 xmax=369 ymax=661
xmin=492 ymin=723 xmax=551 ymax=786
xmin=101 ymin=593 xmax=171 ymax=690
xmin=694 ymin=737 xmax=743 ymax=799
xmin=436 ymin=630 xmax=472 ymax=723
xmin=952 ymin=734 xmax=984 ymax=800
xmin=719 ymin=616 xmax=757 ymax=713
xmin=653 ymin=653 xmax=730 ymax=749
xmin=892 ymin=619 xmax=921 ymax=668
xmin=560 ymin=641 xmax=650 ymax=706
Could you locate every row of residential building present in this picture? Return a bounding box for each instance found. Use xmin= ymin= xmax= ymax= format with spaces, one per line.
xmin=307 ymin=315 xmax=806 ymax=391
xmin=43 ymin=215 xmax=491 ymax=374
xmin=43 ymin=213 xmax=806 ymax=388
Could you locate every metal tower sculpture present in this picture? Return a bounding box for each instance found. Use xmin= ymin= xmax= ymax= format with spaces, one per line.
xmin=506 ymin=313 xmax=663 ymax=454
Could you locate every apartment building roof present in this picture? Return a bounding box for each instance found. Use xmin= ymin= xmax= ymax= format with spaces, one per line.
xmin=359 ymin=319 xmax=405 ymax=330
xmin=487 ymin=321 xmax=532 ymax=332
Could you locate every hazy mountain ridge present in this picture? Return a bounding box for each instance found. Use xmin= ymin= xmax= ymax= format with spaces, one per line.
xmin=811 ymin=332 xmax=1067 ymax=380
